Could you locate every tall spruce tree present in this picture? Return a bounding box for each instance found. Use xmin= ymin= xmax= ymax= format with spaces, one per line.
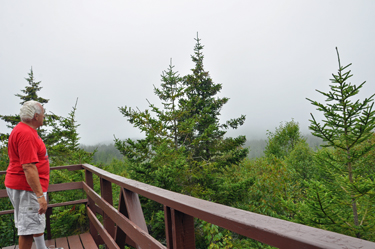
xmin=180 ymin=34 xmax=247 ymax=166
xmin=0 ymin=68 xmax=49 ymax=136
xmin=116 ymin=35 xmax=248 ymax=170
xmin=0 ymin=68 xmax=92 ymax=165
xmin=115 ymin=60 xmax=185 ymax=172
xmin=115 ymin=37 xmax=250 ymax=243
xmin=294 ymin=48 xmax=375 ymax=239
xmin=154 ymin=60 xmax=185 ymax=149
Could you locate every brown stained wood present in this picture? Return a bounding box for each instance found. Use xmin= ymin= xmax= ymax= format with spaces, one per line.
xmin=85 ymin=169 xmax=100 ymax=246
xmin=170 ymin=208 xmax=195 ymax=249
xmin=123 ymin=188 xmax=148 ymax=233
xmin=0 ymin=209 xmax=14 ymax=215
xmin=100 ymin=178 xmax=116 ymax=238
xmin=55 ymin=237 xmax=69 ymax=249
xmin=0 ymin=189 xmax=8 ymax=198
xmin=50 ymin=164 xmax=84 ymax=171
xmin=67 ymin=235 xmax=84 ymax=249
xmin=83 ymin=182 xmax=165 ymax=249
xmin=87 ymin=206 xmax=120 ymax=249
xmin=46 ymin=207 xmax=53 ymax=240
xmin=48 ymin=182 xmax=83 ymax=192
xmin=94 ymin=203 xmax=104 ymax=216
xmin=0 ymin=200 xmax=87 ymax=217
xmin=47 ymin=199 xmax=88 ymax=208
xmin=82 ymin=163 xmax=375 ymax=249
xmin=115 ymin=189 xmax=137 ymax=249
xmin=4 ymin=234 xmax=95 ymax=249
xmin=80 ymin=232 xmax=99 ymax=249
xmin=115 ymin=188 xmax=127 ymax=249
xmin=164 ymin=206 xmax=173 ymax=249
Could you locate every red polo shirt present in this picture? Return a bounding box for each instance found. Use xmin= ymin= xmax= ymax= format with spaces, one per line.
xmin=5 ymin=122 xmax=50 ymax=192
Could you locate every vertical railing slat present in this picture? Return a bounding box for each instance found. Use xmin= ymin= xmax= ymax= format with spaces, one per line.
xmin=170 ymin=208 xmax=195 ymax=249
xmin=100 ymin=177 xmax=116 ymax=238
xmin=164 ymin=205 xmax=173 ymax=249
xmin=115 ymin=188 xmax=136 ymax=248
xmin=123 ymin=188 xmax=148 ymax=233
xmin=46 ymin=206 xmax=52 ymax=240
xmin=85 ymin=169 xmax=100 ymax=245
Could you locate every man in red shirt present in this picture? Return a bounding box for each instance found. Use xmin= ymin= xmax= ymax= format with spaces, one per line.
xmin=5 ymin=101 xmax=62 ymax=249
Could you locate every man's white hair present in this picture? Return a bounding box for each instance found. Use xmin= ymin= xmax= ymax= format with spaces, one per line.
xmin=20 ymin=100 xmax=43 ymax=122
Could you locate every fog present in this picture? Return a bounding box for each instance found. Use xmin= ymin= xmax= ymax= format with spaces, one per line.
xmin=1 ymin=1 xmax=375 ymax=145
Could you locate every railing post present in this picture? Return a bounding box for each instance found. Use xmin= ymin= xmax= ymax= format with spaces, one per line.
xmin=100 ymin=177 xmax=116 ymax=238
xmin=164 ymin=206 xmax=195 ymax=249
xmin=85 ymin=169 xmax=100 ymax=245
xmin=46 ymin=206 xmax=52 ymax=240
xmin=115 ymin=188 xmax=147 ymax=249
xmin=164 ymin=205 xmax=173 ymax=248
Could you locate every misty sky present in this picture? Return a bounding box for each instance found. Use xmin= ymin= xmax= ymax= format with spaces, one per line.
xmin=1 ymin=1 xmax=375 ymax=145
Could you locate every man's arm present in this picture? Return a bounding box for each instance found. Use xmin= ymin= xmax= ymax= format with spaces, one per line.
xmin=22 ymin=163 xmax=47 ymax=215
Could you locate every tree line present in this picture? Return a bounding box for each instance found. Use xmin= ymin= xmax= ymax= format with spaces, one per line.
xmin=1 ymin=36 xmax=374 ymax=248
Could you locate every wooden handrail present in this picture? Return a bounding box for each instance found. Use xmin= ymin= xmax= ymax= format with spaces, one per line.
xmin=1 ymin=164 xmax=375 ymax=249
xmin=81 ymin=163 xmax=375 ymax=249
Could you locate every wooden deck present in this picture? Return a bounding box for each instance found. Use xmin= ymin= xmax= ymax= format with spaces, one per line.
xmin=1 ymin=233 xmax=98 ymax=249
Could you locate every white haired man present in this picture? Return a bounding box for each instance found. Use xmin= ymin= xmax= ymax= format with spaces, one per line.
xmin=5 ymin=101 xmax=62 ymax=249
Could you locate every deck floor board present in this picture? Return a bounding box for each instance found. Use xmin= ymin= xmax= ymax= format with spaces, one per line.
xmin=1 ymin=233 xmax=97 ymax=249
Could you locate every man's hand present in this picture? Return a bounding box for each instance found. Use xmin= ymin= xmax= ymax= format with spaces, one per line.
xmin=37 ymin=195 xmax=47 ymax=214
xmin=22 ymin=163 xmax=47 ymax=214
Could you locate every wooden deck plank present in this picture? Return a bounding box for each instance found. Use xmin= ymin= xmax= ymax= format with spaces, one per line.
xmin=55 ymin=237 xmax=69 ymax=249
xmin=79 ymin=232 xmax=98 ymax=249
xmin=2 ymin=233 xmax=97 ymax=249
xmin=67 ymin=235 xmax=83 ymax=249
xmin=2 ymin=246 xmax=17 ymax=249
xmin=45 ymin=239 xmax=56 ymax=248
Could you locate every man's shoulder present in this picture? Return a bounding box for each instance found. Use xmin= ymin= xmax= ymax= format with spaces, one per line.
xmin=11 ymin=123 xmax=36 ymax=140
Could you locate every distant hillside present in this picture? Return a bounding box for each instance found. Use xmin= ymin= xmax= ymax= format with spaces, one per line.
xmin=82 ymin=133 xmax=325 ymax=164
xmin=81 ymin=143 xmax=123 ymax=165
xmin=244 ymin=133 xmax=325 ymax=159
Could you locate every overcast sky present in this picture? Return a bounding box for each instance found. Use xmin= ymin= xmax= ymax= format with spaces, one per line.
xmin=1 ymin=1 xmax=375 ymax=145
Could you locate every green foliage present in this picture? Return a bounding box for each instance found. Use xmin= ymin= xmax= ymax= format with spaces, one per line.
xmin=264 ymin=120 xmax=304 ymax=159
xmin=115 ymin=35 xmax=249 ymax=197
xmin=180 ymin=34 xmax=247 ymax=165
xmin=0 ymin=69 xmax=95 ymax=246
xmin=0 ymin=68 xmax=49 ymax=137
xmin=294 ymin=48 xmax=375 ymax=239
xmin=199 ymin=221 xmax=234 ymax=249
xmin=285 ymin=140 xmax=316 ymax=181
xmin=47 ymin=98 xmax=95 ymax=166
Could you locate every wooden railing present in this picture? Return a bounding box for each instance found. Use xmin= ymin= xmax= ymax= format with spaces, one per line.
xmin=1 ymin=164 xmax=375 ymax=249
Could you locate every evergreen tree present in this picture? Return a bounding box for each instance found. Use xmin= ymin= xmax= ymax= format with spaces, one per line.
xmin=285 ymin=48 xmax=375 ymax=239
xmin=115 ymin=35 xmax=248 ymax=172
xmin=115 ymin=60 xmax=185 ymax=177
xmin=0 ymin=68 xmax=50 ymax=136
xmin=180 ymin=34 xmax=247 ymax=166
xmin=0 ymin=68 xmax=93 ymax=165
xmin=154 ymin=60 xmax=185 ymax=148
xmin=115 ymin=36 xmax=250 ymax=242
xmin=0 ymin=70 xmax=94 ymax=245
xmin=48 ymin=98 xmax=94 ymax=166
